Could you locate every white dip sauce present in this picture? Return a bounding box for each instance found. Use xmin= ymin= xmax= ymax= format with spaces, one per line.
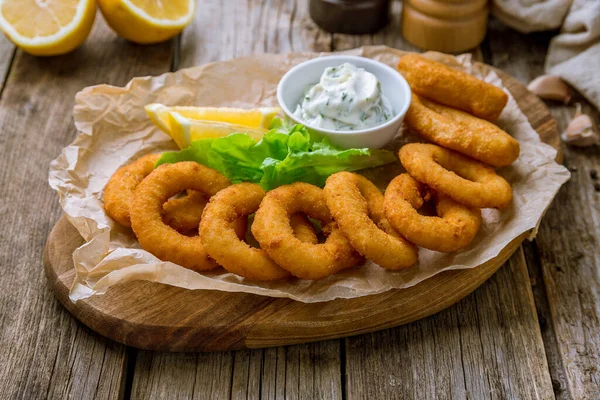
xmin=293 ymin=63 xmax=393 ymax=131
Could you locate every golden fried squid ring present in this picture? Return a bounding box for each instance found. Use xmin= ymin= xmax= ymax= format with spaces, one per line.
xmin=199 ymin=183 xmax=292 ymax=280
xmin=252 ymin=182 xmax=364 ymax=280
xmin=397 ymin=54 xmax=508 ymax=121
xmin=324 ymin=172 xmax=418 ymax=270
xmin=405 ymin=95 xmax=520 ymax=167
xmin=104 ymin=154 xmax=207 ymax=231
xmin=399 ymin=143 xmax=513 ymax=209
xmin=161 ymin=190 xmax=207 ymax=232
xmin=130 ymin=162 xmax=231 ymax=271
xmin=384 ymin=174 xmax=481 ymax=252
xmin=290 ymin=214 xmax=319 ymax=244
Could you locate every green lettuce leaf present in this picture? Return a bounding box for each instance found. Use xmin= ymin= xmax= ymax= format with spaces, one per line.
xmin=156 ymin=119 xmax=396 ymax=190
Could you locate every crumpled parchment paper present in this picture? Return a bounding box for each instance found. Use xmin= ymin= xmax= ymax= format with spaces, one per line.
xmin=48 ymin=46 xmax=570 ymax=303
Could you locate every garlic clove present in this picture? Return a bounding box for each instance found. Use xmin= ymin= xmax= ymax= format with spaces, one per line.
xmin=527 ymin=75 xmax=571 ymax=104
xmin=561 ymin=103 xmax=600 ymax=147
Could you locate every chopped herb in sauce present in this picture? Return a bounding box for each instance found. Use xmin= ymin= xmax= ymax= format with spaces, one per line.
xmin=293 ymin=62 xmax=394 ymax=131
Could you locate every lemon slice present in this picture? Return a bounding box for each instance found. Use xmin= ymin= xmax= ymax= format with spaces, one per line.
xmin=168 ymin=112 xmax=268 ymax=149
xmin=0 ymin=0 xmax=96 ymax=56
xmin=145 ymin=104 xmax=281 ymax=134
xmin=98 ymin=0 xmax=195 ymax=44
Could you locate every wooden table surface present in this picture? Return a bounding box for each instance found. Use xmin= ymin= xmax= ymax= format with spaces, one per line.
xmin=0 ymin=2 xmax=598 ymax=399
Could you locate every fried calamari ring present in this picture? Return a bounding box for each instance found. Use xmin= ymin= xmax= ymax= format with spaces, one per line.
xmin=405 ymin=95 xmax=520 ymax=167
xmin=104 ymin=154 xmax=207 ymax=231
xmin=130 ymin=162 xmax=231 ymax=271
xmin=399 ymin=143 xmax=513 ymax=209
xmin=397 ymin=54 xmax=508 ymax=121
xmin=252 ymin=182 xmax=364 ymax=280
xmin=324 ymin=172 xmax=418 ymax=270
xmin=290 ymin=213 xmax=319 ymax=244
xmin=161 ymin=190 xmax=207 ymax=232
xmin=384 ymin=174 xmax=481 ymax=252
xmin=162 ymin=191 xmax=247 ymax=238
xmin=199 ymin=183 xmax=291 ymax=280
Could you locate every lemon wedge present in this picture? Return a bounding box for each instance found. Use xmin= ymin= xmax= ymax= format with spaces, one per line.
xmin=0 ymin=0 xmax=96 ymax=56
xmin=167 ymin=112 xmax=269 ymax=149
xmin=145 ymin=104 xmax=281 ymax=148
xmin=98 ymin=0 xmax=195 ymax=44
xmin=145 ymin=104 xmax=281 ymax=133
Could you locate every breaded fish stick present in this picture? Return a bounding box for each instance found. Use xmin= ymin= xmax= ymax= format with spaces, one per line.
xmin=405 ymin=95 xmax=519 ymax=167
xmin=398 ymin=54 xmax=508 ymax=121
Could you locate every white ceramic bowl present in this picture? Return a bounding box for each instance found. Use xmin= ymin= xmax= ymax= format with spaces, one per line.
xmin=277 ymin=55 xmax=412 ymax=149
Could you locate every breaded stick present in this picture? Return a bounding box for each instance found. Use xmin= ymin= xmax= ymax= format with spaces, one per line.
xmin=398 ymin=54 xmax=508 ymax=121
xmin=405 ymin=95 xmax=519 ymax=167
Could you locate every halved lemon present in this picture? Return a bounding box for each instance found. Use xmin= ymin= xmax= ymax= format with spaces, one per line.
xmin=98 ymin=0 xmax=194 ymax=44
xmin=0 ymin=0 xmax=96 ymax=56
xmin=167 ymin=112 xmax=269 ymax=149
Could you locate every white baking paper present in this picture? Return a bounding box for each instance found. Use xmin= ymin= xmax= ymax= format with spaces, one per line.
xmin=48 ymin=46 xmax=570 ymax=303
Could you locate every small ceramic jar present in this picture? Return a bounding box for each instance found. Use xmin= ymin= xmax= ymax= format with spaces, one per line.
xmin=401 ymin=0 xmax=489 ymax=53
xmin=309 ymin=0 xmax=392 ymax=34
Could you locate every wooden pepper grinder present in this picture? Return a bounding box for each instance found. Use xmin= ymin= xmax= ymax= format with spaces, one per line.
xmin=401 ymin=0 xmax=489 ymax=53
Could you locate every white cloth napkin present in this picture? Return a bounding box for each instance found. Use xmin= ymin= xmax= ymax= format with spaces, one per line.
xmin=493 ymin=0 xmax=600 ymax=111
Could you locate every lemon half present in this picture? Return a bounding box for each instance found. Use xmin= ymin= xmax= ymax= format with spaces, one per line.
xmin=0 ymin=0 xmax=96 ymax=56
xmin=98 ymin=0 xmax=195 ymax=44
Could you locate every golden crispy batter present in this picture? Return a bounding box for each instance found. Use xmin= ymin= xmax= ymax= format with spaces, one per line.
xmin=252 ymin=182 xmax=363 ymax=280
xmin=399 ymin=143 xmax=513 ymax=209
xmin=324 ymin=172 xmax=418 ymax=270
xmin=104 ymin=154 xmax=208 ymax=231
xmin=397 ymin=54 xmax=508 ymax=121
xmin=162 ymin=190 xmax=247 ymax=237
xmin=104 ymin=154 xmax=160 ymax=227
xmin=199 ymin=183 xmax=291 ymax=280
xmin=384 ymin=174 xmax=481 ymax=252
xmin=130 ymin=162 xmax=231 ymax=271
xmin=290 ymin=213 xmax=319 ymax=244
xmin=161 ymin=190 xmax=207 ymax=232
xmin=405 ymin=95 xmax=520 ymax=167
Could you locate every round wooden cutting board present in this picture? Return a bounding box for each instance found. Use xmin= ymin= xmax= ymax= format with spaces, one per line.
xmin=44 ymin=66 xmax=561 ymax=352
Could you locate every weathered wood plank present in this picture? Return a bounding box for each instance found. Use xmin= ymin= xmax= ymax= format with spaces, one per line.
xmin=130 ymin=351 xmax=234 ymax=399
xmin=180 ymin=0 xmax=330 ymax=68
xmin=0 ymin=36 xmax=14 ymax=93
xmin=131 ymin=343 xmax=343 ymax=400
xmin=0 ymin=18 xmax=173 ymax=400
xmin=345 ymin=249 xmax=554 ymax=400
xmin=535 ymin=108 xmax=600 ymax=399
xmin=487 ymin=18 xmax=600 ymax=399
xmin=228 ymin=343 xmax=343 ymax=400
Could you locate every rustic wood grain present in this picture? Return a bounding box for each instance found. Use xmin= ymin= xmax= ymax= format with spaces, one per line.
xmin=537 ymin=115 xmax=600 ymax=400
xmin=0 ymin=18 xmax=173 ymax=400
xmin=487 ymin=18 xmax=600 ymax=399
xmin=130 ymin=343 xmax=342 ymax=399
xmin=0 ymin=36 xmax=14 ymax=93
xmin=345 ymin=248 xmax=554 ymax=400
xmin=180 ymin=0 xmax=331 ymax=68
